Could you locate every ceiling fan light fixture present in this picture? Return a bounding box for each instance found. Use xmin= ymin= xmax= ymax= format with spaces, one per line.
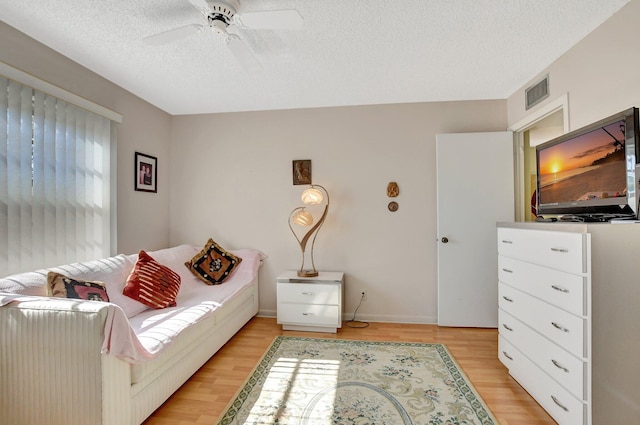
xmin=205 ymin=0 xmax=238 ymax=19
xmin=210 ymin=19 xmax=229 ymax=34
xmin=144 ymin=0 xmax=302 ymax=72
xmin=205 ymin=0 xmax=237 ymax=33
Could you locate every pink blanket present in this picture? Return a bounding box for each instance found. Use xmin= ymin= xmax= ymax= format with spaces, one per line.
xmin=0 ymin=247 xmax=265 ymax=363
xmin=119 ymin=248 xmax=265 ymax=361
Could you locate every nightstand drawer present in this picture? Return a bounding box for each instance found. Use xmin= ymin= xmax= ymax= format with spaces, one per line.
xmin=277 ymin=304 xmax=340 ymax=327
xmin=499 ymin=255 xmax=587 ymax=316
xmin=277 ymin=282 xmax=340 ymax=304
xmin=498 ymin=227 xmax=587 ymax=274
xmin=276 ymin=271 xmax=344 ymax=333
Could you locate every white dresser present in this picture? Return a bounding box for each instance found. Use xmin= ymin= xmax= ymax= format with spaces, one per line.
xmin=276 ymin=271 xmax=344 ymax=333
xmin=497 ymin=223 xmax=640 ymax=425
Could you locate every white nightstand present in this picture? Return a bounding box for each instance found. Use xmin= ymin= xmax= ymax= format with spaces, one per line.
xmin=276 ymin=271 xmax=344 ymax=333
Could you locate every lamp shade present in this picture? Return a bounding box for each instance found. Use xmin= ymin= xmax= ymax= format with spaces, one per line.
xmin=291 ymin=209 xmax=314 ymax=226
xmin=301 ymin=187 xmax=323 ymax=204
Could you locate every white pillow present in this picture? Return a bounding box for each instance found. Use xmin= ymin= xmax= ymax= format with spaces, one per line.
xmin=0 ymin=270 xmax=50 ymax=296
xmin=49 ymin=253 xmax=150 ymax=318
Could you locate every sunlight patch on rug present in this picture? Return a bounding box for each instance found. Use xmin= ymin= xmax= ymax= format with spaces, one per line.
xmin=217 ymin=336 xmax=497 ymax=425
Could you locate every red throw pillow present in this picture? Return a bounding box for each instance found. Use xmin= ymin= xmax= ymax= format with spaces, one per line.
xmin=123 ymin=250 xmax=181 ymax=309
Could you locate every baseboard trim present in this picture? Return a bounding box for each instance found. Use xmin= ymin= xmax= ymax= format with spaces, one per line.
xmin=257 ymin=310 xmax=436 ymax=325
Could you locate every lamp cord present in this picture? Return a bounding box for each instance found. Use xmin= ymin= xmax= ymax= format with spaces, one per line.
xmin=345 ymin=292 xmax=369 ymax=328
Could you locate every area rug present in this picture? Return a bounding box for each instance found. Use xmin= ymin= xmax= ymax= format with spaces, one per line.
xmin=216 ymin=336 xmax=497 ymax=425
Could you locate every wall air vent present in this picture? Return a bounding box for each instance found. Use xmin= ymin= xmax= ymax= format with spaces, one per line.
xmin=525 ymin=75 xmax=549 ymax=110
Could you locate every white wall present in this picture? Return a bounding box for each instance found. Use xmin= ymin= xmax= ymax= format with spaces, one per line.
xmin=0 ymin=21 xmax=172 ymax=255
xmin=0 ymin=20 xmax=508 ymax=323
xmin=170 ymin=101 xmax=507 ymax=322
xmin=13 ymin=0 xmax=639 ymax=321
xmin=508 ymin=0 xmax=640 ymax=130
xmin=4 ymin=0 xmax=638 ymax=322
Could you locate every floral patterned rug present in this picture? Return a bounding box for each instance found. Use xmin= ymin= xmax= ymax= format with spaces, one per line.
xmin=216 ymin=336 xmax=497 ymax=425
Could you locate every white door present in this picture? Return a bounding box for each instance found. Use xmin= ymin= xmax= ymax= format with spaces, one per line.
xmin=436 ymin=132 xmax=514 ymax=327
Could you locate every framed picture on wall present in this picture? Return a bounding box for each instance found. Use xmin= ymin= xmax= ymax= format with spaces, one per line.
xmin=292 ymin=159 xmax=312 ymax=185
xmin=135 ymin=152 xmax=157 ymax=193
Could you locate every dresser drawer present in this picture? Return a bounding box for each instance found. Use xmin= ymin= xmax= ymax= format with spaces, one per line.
xmin=498 ymin=227 xmax=588 ymax=274
xmin=277 ymin=282 xmax=340 ymax=304
xmin=277 ymin=304 xmax=340 ymax=327
xmin=499 ymin=283 xmax=587 ymax=358
xmin=499 ymin=309 xmax=587 ymax=401
xmin=500 ymin=336 xmax=586 ymax=425
xmin=499 ymin=256 xmax=587 ymax=316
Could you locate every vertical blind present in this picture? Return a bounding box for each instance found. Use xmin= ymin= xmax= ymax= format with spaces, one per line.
xmin=0 ymin=76 xmax=112 ymax=277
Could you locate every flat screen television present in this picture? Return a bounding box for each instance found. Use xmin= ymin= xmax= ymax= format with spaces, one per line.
xmin=536 ymin=107 xmax=639 ymax=220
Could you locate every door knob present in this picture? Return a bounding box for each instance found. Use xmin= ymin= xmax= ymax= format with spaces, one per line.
xmin=441 ymin=237 xmax=449 ymax=243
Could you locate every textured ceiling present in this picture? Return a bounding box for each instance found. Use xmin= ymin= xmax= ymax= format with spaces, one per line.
xmin=0 ymin=0 xmax=631 ymax=115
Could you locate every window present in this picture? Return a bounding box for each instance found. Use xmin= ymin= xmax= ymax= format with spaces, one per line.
xmin=0 ymin=75 xmax=115 ymax=277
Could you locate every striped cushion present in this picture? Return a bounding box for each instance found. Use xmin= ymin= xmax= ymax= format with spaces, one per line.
xmin=123 ymin=250 xmax=181 ymax=309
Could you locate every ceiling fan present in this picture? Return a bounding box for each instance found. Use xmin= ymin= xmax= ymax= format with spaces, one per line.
xmin=143 ymin=0 xmax=303 ymax=71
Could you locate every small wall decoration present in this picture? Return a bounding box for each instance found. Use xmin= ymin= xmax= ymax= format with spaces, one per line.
xmin=292 ymin=160 xmax=312 ymax=185
xmin=387 ymin=182 xmax=399 ymax=197
xmin=135 ymin=152 xmax=157 ymax=193
xmin=387 ymin=182 xmax=399 ymax=212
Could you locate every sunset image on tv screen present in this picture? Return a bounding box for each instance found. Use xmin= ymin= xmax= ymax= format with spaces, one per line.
xmin=538 ymin=120 xmax=626 ymax=205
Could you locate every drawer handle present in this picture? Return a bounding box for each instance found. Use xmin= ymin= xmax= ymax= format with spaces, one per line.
xmin=551 ymin=284 xmax=570 ymax=293
xmin=502 ymin=351 xmax=513 ymax=360
xmin=501 ymin=240 xmax=513 ymax=244
xmin=301 ymin=292 xmax=315 ymax=296
xmin=501 ymin=268 xmax=513 ymax=273
xmin=551 ymin=322 xmax=570 ymax=333
xmin=551 ymin=359 xmax=569 ymax=373
xmin=550 ymin=247 xmax=569 ymax=253
xmin=550 ymin=395 xmax=569 ymax=412
xmin=302 ymin=312 xmax=315 ymax=316
xmin=502 ymin=324 xmax=513 ymax=332
xmin=502 ymin=296 xmax=514 ymax=303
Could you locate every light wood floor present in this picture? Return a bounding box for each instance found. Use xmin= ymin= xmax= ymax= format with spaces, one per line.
xmin=143 ymin=317 xmax=556 ymax=425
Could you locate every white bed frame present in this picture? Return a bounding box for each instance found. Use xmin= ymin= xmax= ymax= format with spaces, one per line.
xmin=0 ymin=279 xmax=258 ymax=425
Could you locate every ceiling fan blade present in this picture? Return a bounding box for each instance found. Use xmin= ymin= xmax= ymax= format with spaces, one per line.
xmin=188 ymin=0 xmax=209 ymax=11
xmin=236 ymin=9 xmax=303 ymax=30
xmin=226 ymin=34 xmax=262 ymax=73
xmin=143 ymin=24 xmax=203 ymax=45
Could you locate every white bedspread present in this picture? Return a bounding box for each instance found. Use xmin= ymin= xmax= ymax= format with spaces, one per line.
xmin=124 ymin=248 xmax=264 ymax=359
xmin=0 ymin=247 xmax=265 ymax=363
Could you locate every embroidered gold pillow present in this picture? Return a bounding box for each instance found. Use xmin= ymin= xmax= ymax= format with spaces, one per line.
xmin=47 ymin=272 xmax=110 ymax=302
xmin=185 ymin=238 xmax=242 ymax=285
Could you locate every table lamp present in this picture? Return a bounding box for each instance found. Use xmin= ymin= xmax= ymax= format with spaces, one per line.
xmin=288 ymin=185 xmax=329 ymax=277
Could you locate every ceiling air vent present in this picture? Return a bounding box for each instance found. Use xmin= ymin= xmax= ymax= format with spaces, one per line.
xmin=525 ymin=75 xmax=549 ymax=110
